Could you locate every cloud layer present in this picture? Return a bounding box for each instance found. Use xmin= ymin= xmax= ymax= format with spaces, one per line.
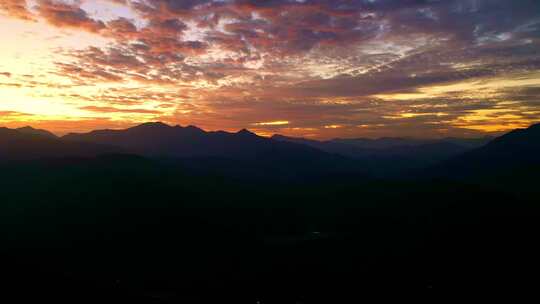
xmin=0 ymin=0 xmax=539 ymax=137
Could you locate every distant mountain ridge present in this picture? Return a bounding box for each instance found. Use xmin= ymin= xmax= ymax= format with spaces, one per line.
xmin=63 ymin=122 xmax=334 ymax=160
xmin=62 ymin=122 xmax=366 ymax=179
xmin=1 ymin=122 xmax=538 ymax=181
xmin=272 ymin=133 xmax=493 ymax=176
xmin=0 ymin=127 xmax=121 ymax=160
xmin=272 ymin=134 xmax=492 ymax=154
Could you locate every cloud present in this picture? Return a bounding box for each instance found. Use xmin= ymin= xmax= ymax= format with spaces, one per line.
xmin=1 ymin=0 xmax=540 ymax=138
xmin=0 ymin=110 xmax=27 ymax=117
xmin=0 ymin=0 xmax=34 ymax=20
xmin=253 ymin=121 xmax=290 ymax=126
xmin=36 ymin=0 xmax=106 ymax=32
xmin=80 ymin=106 xmax=163 ymax=114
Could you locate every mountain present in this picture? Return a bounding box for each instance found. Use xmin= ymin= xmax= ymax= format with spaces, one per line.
xmin=272 ymin=134 xmax=491 ymax=176
xmin=0 ymin=127 xmax=122 ymax=161
xmin=331 ymin=137 xmax=431 ymax=150
xmin=15 ymin=126 xmax=57 ymax=138
xmin=64 ymin=122 xmax=329 ymax=159
xmin=1 ymin=122 xmax=366 ymax=178
xmin=432 ymin=123 xmax=540 ymax=192
xmin=476 ymin=123 xmax=540 ymax=157
xmin=440 ymin=123 xmax=540 ymax=171
xmin=438 ymin=136 xmax=494 ymax=149
xmin=62 ymin=122 xmax=363 ymax=179
xmin=271 ymin=134 xmax=367 ymax=158
xmin=273 ymin=134 xmax=490 ymax=158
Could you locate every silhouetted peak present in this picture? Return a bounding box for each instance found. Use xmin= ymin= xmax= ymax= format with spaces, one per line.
xmin=0 ymin=127 xmax=16 ymax=134
xmin=237 ymin=129 xmax=257 ymax=137
xmin=184 ymin=125 xmax=205 ymax=133
xmin=512 ymin=122 xmax=539 ymax=133
xmin=15 ymin=126 xmax=57 ymax=138
xmin=482 ymin=122 xmax=540 ymax=149
xmin=17 ymin=126 xmax=35 ymax=131
xmin=130 ymin=122 xmax=171 ymax=130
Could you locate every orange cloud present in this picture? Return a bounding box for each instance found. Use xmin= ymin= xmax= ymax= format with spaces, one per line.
xmin=36 ymin=0 xmax=106 ymax=33
xmin=0 ymin=0 xmax=34 ymax=21
xmin=80 ymin=106 xmax=163 ymax=114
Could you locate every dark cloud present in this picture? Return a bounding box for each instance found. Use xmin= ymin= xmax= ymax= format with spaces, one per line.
xmin=106 ymin=17 xmax=138 ymax=36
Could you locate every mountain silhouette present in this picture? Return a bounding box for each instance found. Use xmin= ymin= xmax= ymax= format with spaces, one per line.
xmin=273 ymin=134 xmax=490 ymax=156
xmin=3 ymin=121 xmax=537 ymax=180
xmin=477 ymin=123 xmax=540 ymax=157
xmin=15 ymin=126 xmax=58 ymax=138
xmin=0 ymin=127 xmax=122 ymax=161
xmin=61 ymin=122 xmax=365 ymax=179
xmin=431 ymin=123 xmax=540 ymax=191
xmin=441 ymin=123 xmax=540 ymax=169
xmin=271 ymin=134 xmax=366 ymax=158
xmin=332 ymin=137 xmax=430 ymax=150
xmin=63 ymin=122 xmax=335 ymax=160
xmin=272 ymin=133 xmax=491 ymax=176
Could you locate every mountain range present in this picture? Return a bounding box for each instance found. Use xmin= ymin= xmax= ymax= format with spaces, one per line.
xmin=1 ymin=122 xmax=539 ymax=182
xmin=272 ymin=133 xmax=493 ymax=175
xmin=0 ymin=126 xmax=120 ymax=160
xmin=63 ymin=122 xmax=331 ymax=160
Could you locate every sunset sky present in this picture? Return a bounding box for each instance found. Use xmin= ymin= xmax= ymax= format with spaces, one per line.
xmin=0 ymin=0 xmax=539 ymax=138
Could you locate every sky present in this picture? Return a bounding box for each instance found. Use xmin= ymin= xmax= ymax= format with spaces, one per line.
xmin=0 ymin=0 xmax=539 ymax=139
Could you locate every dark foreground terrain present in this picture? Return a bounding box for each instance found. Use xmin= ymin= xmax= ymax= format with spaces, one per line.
xmin=1 ymin=156 xmax=539 ymax=302
xmin=1 ymin=123 xmax=539 ymax=302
